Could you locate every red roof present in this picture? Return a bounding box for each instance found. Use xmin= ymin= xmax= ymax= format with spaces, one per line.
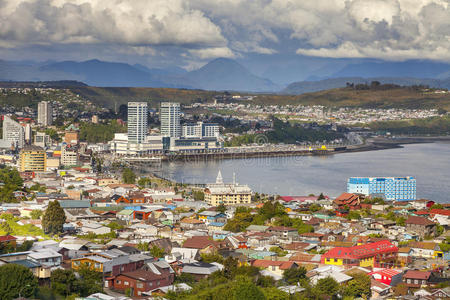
xmin=403 ymin=270 xmax=431 ymax=280
xmin=0 ymin=235 xmax=17 ymax=242
xmin=323 ymin=240 xmax=398 ymax=260
xmin=429 ymin=209 xmax=450 ymax=216
xmin=183 ymin=236 xmax=216 ymax=249
xmin=405 ymin=216 xmax=435 ymax=226
xmin=369 ymin=268 xmax=401 ymax=277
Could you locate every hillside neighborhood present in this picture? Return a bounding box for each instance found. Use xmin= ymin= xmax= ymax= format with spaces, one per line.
xmin=0 ymin=165 xmax=449 ymax=299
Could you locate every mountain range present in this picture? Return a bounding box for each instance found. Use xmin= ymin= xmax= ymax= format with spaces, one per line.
xmin=1 ymin=57 xmax=450 ymax=94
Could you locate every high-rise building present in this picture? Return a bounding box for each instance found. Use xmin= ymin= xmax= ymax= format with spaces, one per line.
xmin=127 ymin=102 xmax=148 ymax=143
xmin=347 ymin=176 xmax=416 ymax=201
xmin=160 ymin=102 xmax=181 ymax=138
xmin=182 ymin=122 xmax=219 ymax=139
xmin=2 ymin=115 xmax=25 ymax=148
xmin=38 ymin=101 xmax=53 ymax=126
xmin=19 ymin=145 xmax=46 ymax=172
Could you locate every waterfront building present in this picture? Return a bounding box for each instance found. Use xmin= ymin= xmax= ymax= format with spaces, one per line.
xmin=204 ymin=171 xmax=252 ymax=206
xmin=347 ymin=176 xmax=416 ymax=201
xmin=128 ymin=102 xmax=148 ymax=143
xmin=37 ymin=101 xmax=52 ymax=126
xmin=1 ymin=115 xmax=25 ymax=148
xmin=182 ymin=122 xmax=219 ymax=139
xmin=109 ymin=133 xmax=163 ymax=155
xmin=19 ymin=145 xmax=46 ymax=172
xmin=160 ymin=102 xmax=181 ymax=138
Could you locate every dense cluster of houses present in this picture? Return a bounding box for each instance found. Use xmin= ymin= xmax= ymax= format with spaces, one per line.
xmin=0 ymin=167 xmax=449 ymax=299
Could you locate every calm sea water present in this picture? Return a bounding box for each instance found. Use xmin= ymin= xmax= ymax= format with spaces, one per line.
xmin=151 ymin=142 xmax=450 ymax=203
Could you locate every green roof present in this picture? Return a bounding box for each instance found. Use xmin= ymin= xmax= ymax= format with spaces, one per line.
xmin=117 ymin=209 xmax=134 ymax=216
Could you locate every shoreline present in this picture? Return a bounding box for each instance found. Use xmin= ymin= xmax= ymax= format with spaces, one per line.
xmin=160 ymin=135 xmax=450 ymax=162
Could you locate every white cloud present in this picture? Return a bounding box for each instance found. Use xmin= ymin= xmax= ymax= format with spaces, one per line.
xmin=188 ymin=47 xmax=235 ymax=59
xmin=0 ymin=0 xmax=449 ymax=62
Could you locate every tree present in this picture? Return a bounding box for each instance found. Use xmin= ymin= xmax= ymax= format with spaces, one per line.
xmin=122 ymin=168 xmax=136 ymax=184
xmin=0 ymin=264 xmax=38 ymax=300
xmin=223 ymin=257 xmax=238 ymax=279
xmin=138 ymin=177 xmax=152 ymax=188
xmin=431 ymin=203 xmax=444 ymax=210
xmin=318 ymin=193 xmax=326 ymax=200
xmin=174 ymin=273 xmax=196 ymax=285
xmin=313 ymin=276 xmax=339 ymax=298
xmin=346 ymin=211 xmax=361 ymax=220
xmin=342 ymin=273 xmax=371 ymax=299
xmin=262 ymin=287 xmax=290 ymax=300
xmin=150 ymin=245 xmax=165 ymax=258
xmin=50 ymin=269 xmax=77 ymax=297
xmin=232 ymin=276 xmax=265 ymax=300
xmin=283 ymin=267 xmax=307 ymax=285
xmin=192 ymin=190 xmax=205 ymax=201
xmin=270 ymin=246 xmax=288 ymax=257
xmin=73 ymin=264 xmax=103 ymax=296
xmin=30 ymin=209 xmax=43 ymax=220
xmin=137 ymin=241 xmax=149 ymax=251
xmin=217 ymin=203 xmax=227 ymax=214
xmin=42 ymin=200 xmax=66 ymax=235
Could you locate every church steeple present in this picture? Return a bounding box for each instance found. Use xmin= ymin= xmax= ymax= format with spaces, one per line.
xmin=216 ymin=170 xmax=223 ymax=184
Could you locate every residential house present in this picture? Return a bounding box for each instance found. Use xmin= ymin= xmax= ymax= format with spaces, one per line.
xmin=333 ymin=193 xmax=363 ymax=210
xmin=370 ymin=269 xmax=403 ymax=286
xmin=321 ymin=240 xmax=398 ymax=268
xmin=405 ymin=216 xmax=437 ymax=237
xmin=267 ymin=226 xmax=299 ymax=241
xmin=180 ymin=218 xmax=206 ymax=230
xmin=28 ymin=249 xmax=62 ymax=267
xmin=183 ymin=236 xmax=226 ymax=254
xmin=0 ymin=235 xmax=17 ymax=248
xmin=403 ymin=270 xmax=434 ymax=288
xmin=397 ymin=247 xmax=413 ymax=266
xmin=11 ymin=259 xmax=52 ymax=280
xmin=371 ymin=279 xmax=391 ymax=299
xmin=409 ymin=242 xmax=442 ymax=259
xmin=72 ymin=250 xmax=146 ymax=276
xmin=251 ymin=260 xmax=299 ymax=277
xmin=180 ymin=262 xmax=221 ymax=280
xmin=197 ymin=211 xmax=227 ymax=225
xmin=108 ymin=265 xmax=174 ymax=297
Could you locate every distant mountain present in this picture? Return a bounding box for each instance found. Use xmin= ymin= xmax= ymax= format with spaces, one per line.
xmin=330 ymin=60 xmax=450 ymax=79
xmin=39 ymin=59 xmax=177 ymax=87
xmin=184 ymin=58 xmax=280 ymax=92
xmin=282 ymin=77 xmax=450 ymax=94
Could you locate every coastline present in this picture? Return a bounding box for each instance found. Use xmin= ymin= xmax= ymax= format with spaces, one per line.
xmin=161 ymin=135 xmax=450 ymax=162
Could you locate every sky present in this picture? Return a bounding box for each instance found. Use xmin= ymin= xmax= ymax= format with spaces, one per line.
xmin=0 ymin=0 xmax=449 ymax=70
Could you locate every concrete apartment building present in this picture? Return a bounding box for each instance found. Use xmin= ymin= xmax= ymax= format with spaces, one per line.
xmin=37 ymin=101 xmax=53 ymax=126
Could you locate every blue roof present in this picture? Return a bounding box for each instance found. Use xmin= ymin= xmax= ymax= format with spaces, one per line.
xmin=209 ymin=222 xmax=225 ymax=227
xmin=11 ymin=259 xmax=41 ymax=268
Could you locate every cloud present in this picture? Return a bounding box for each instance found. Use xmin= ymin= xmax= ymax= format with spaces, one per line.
xmin=0 ymin=0 xmax=226 ymax=47
xmin=0 ymin=0 xmax=449 ymax=63
xmin=188 ymin=47 xmax=235 ymax=59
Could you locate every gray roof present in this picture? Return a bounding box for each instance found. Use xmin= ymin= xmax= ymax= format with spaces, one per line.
xmin=58 ymin=200 xmax=91 ymax=208
xmin=182 ymin=262 xmax=219 ymax=275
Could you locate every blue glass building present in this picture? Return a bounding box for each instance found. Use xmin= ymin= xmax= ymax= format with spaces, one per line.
xmin=347 ymin=176 xmax=416 ymax=201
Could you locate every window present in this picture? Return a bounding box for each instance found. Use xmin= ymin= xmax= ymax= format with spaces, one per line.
xmin=124 ymin=281 xmax=129 ymax=286
xmin=74 ymin=261 xmax=80 ymax=266
xmin=116 ymin=280 xmax=121 ymax=284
